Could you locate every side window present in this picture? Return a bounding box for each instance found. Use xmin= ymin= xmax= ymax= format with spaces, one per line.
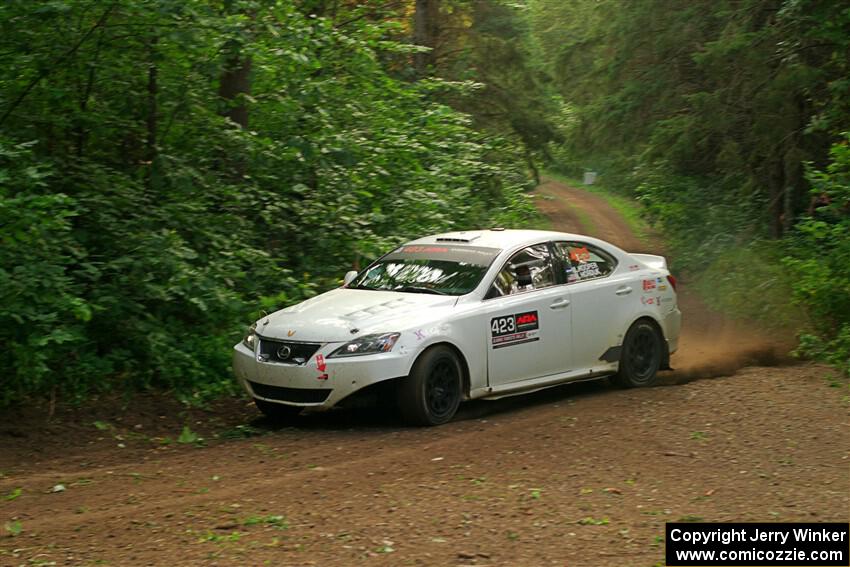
xmin=489 ymin=244 xmax=556 ymax=297
xmin=553 ymin=241 xmax=617 ymax=283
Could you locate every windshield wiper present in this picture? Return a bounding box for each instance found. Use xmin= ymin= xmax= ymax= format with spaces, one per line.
xmin=394 ymin=286 xmax=448 ymax=295
xmin=349 ymin=284 xmax=377 ymax=290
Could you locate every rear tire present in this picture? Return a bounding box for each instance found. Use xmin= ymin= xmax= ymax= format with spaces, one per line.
xmin=397 ymin=346 xmax=463 ymax=426
xmin=611 ymin=320 xmax=663 ymax=388
xmin=254 ymin=399 xmax=302 ymax=421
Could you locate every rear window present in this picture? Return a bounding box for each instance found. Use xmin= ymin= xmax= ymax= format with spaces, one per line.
xmin=553 ymin=241 xmax=617 ymax=282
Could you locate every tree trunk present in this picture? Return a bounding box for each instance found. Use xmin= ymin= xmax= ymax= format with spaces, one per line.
xmin=145 ymin=36 xmax=158 ymax=190
xmin=768 ymin=158 xmax=785 ymax=239
xmin=218 ymin=51 xmax=252 ymax=129
xmin=781 ymin=96 xmax=809 ymax=233
xmin=782 ymin=145 xmax=806 ymax=233
xmin=218 ymin=0 xmax=253 ymax=129
xmin=413 ymin=0 xmax=440 ymax=77
xmin=146 ymin=36 xmax=158 ymax=165
xmin=75 ymin=27 xmax=106 ymax=158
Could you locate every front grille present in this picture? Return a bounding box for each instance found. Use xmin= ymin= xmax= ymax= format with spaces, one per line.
xmin=257 ymin=338 xmax=321 ymax=365
xmin=249 ymin=381 xmax=331 ymax=404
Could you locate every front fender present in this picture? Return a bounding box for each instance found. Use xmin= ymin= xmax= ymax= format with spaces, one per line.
xmin=395 ymin=323 xmax=485 ymax=396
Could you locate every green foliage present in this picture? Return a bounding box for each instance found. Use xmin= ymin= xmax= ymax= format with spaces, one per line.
xmin=219 ymin=424 xmax=263 ymax=439
xmin=241 ymin=514 xmax=288 ymax=529
xmin=4 ymin=520 xmax=23 ymax=536
xmin=417 ymin=0 xmax=562 ymax=180
xmin=0 ymin=1 xmax=539 ymax=406
xmin=576 ymin=517 xmax=609 ymax=526
xmin=783 ymin=135 xmax=850 ymax=375
xmin=634 ymin=163 xmax=766 ymax=272
xmin=0 ymin=140 xmax=88 ymax=404
xmin=4 ymin=488 xmax=22 ymax=501
xmin=177 ymin=425 xmax=201 ymax=445
xmin=533 ymin=0 xmax=850 ymax=196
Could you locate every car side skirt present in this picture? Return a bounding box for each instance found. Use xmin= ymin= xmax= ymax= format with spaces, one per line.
xmin=469 ymin=363 xmax=618 ymax=400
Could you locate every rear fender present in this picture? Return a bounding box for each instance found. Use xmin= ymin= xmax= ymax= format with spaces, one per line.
xmin=630 ymin=253 xmax=668 ymax=271
xmin=611 ymin=313 xmax=671 ymax=370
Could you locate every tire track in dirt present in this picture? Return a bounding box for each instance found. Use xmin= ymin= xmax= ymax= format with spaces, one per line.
xmin=535 ymin=177 xmax=794 ymax=381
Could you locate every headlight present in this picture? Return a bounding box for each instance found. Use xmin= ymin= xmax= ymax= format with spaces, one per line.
xmin=242 ymin=323 xmax=257 ymax=350
xmin=328 ymin=332 xmax=400 ymax=358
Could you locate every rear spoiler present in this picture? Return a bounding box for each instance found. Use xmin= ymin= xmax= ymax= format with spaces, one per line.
xmin=630 ymin=253 xmax=668 ymax=271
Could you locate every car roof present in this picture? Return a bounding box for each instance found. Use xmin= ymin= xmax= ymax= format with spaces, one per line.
xmin=405 ymin=229 xmax=622 ymax=253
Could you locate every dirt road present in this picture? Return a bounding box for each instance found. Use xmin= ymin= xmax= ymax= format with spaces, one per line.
xmin=1 ymin=180 xmax=847 ymax=567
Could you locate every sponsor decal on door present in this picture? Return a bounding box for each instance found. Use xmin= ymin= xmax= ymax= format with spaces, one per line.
xmin=490 ymin=311 xmax=540 ymax=349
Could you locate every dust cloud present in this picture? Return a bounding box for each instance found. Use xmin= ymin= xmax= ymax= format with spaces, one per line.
xmin=536 ymin=178 xmax=796 ymax=382
xmin=664 ymin=284 xmax=795 ymax=383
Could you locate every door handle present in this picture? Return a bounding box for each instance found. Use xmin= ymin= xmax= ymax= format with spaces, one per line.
xmin=550 ymin=298 xmax=571 ymax=309
xmin=615 ymin=286 xmax=633 ymax=296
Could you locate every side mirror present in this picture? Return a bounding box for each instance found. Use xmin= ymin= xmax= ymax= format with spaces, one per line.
xmin=343 ymin=270 xmax=358 ymax=286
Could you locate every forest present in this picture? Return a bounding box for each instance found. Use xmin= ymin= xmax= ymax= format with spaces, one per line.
xmin=1 ymin=0 xmax=848 ymax=407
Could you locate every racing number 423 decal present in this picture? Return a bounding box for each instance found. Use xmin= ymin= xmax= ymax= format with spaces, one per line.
xmin=490 ymin=311 xmax=540 ymax=349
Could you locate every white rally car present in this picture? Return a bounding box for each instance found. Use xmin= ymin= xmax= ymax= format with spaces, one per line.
xmin=233 ymin=229 xmax=681 ymax=426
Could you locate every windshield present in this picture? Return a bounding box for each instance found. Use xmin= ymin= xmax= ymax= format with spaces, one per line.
xmin=350 ymin=244 xmax=501 ymax=296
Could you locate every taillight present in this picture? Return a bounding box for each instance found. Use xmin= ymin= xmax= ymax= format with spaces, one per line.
xmin=666 ymin=274 xmax=677 ymax=291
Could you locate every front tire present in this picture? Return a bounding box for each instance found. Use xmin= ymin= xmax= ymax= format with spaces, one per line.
xmin=397 ymin=346 xmax=463 ymax=426
xmin=611 ymin=320 xmax=663 ymax=388
xmin=254 ymin=399 xmax=302 ymax=421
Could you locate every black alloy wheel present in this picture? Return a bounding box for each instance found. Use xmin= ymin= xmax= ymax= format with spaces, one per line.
xmin=611 ymin=320 xmax=663 ymax=388
xmin=425 ymin=358 xmax=461 ymax=420
xmin=397 ymin=345 xmax=463 ymax=426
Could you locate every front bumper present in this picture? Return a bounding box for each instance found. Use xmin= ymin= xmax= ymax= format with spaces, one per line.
xmin=232 ymin=341 xmax=412 ymax=411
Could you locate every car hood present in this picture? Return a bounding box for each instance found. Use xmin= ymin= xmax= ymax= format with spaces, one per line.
xmin=258 ymin=288 xmax=457 ymax=343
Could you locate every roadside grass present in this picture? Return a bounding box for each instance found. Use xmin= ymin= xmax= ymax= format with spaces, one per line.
xmin=177 ymin=425 xmax=203 ymax=445
xmin=543 ymin=170 xmax=651 ymax=244
xmin=695 ymin=240 xmax=806 ymax=333
xmin=528 ymin=195 xmax=554 ymax=231
xmin=569 ymin=202 xmax=598 ymax=235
